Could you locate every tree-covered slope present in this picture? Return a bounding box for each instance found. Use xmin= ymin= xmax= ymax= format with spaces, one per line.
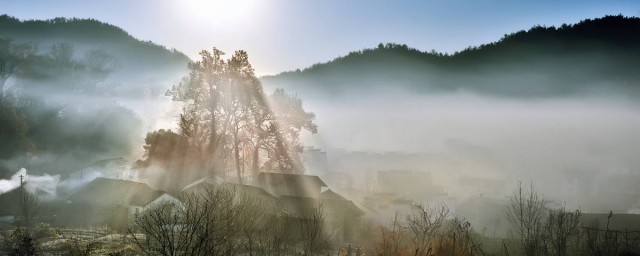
xmin=0 ymin=14 xmax=189 ymax=75
xmin=0 ymin=15 xmax=191 ymax=177
xmin=263 ymin=15 xmax=640 ymax=98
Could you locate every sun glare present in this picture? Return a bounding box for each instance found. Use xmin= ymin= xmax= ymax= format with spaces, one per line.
xmin=179 ymin=0 xmax=258 ymax=25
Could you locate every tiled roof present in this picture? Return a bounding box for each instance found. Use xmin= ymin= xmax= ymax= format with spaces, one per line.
xmin=257 ymin=172 xmax=327 ymax=187
xmin=69 ymin=178 xmax=164 ymax=207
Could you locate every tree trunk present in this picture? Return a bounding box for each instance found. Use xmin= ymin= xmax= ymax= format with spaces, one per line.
xmin=234 ymin=130 xmax=243 ymax=184
xmin=252 ymin=138 xmax=262 ymax=175
xmin=0 ymin=77 xmax=7 ymax=106
xmin=208 ymin=84 xmax=218 ymax=175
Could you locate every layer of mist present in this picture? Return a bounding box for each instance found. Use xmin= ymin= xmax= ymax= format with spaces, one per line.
xmin=1 ymin=13 xmax=639 ymax=226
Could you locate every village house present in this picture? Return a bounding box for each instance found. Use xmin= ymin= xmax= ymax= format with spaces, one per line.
xmin=182 ymin=172 xmax=365 ymax=242
xmin=255 ymin=172 xmax=327 ymax=198
xmin=377 ymin=170 xmax=445 ymax=202
xmin=0 ymin=180 xmax=59 ymax=227
xmin=182 ymin=176 xmax=280 ymax=208
xmin=67 ymin=177 xmax=179 ymax=228
xmin=255 ymin=172 xmax=364 ymax=242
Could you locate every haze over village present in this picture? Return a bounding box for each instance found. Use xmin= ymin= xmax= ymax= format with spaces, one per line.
xmin=1 ymin=1 xmax=640 ymax=255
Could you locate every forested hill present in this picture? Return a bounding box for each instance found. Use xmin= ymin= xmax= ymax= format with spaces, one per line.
xmin=0 ymin=15 xmax=190 ymax=177
xmin=0 ymin=14 xmax=189 ymax=76
xmin=262 ymin=15 xmax=640 ymax=98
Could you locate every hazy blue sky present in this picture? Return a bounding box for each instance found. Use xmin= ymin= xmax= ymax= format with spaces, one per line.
xmin=1 ymin=0 xmax=639 ymax=75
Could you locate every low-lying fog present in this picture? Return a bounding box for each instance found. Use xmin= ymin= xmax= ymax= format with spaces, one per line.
xmin=3 ymin=39 xmax=639 ymax=215
xmin=281 ymin=86 xmax=640 ymax=211
xmin=302 ymin=90 xmax=640 ymax=169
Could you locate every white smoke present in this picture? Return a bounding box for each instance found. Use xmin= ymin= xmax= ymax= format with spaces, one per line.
xmin=0 ymin=168 xmax=61 ymax=199
xmin=57 ymin=168 xmax=104 ymax=191
xmin=0 ymin=168 xmax=25 ymax=194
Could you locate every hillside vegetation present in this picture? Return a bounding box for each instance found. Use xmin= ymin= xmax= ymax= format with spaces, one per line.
xmin=263 ymin=15 xmax=640 ymax=98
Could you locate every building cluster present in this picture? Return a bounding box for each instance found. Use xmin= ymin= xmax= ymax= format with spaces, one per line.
xmin=0 ymin=168 xmax=364 ymax=242
xmin=3 ymin=148 xmax=640 ymax=240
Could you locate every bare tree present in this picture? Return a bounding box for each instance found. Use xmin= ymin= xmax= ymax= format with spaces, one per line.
xmin=405 ymin=204 xmax=449 ymax=256
xmin=238 ymin=192 xmax=267 ymax=256
xmin=298 ymin=201 xmax=331 ymax=256
xmin=128 ymin=200 xmax=190 ymax=256
xmin=375 ymin=213 xmax=408 ymax=256
xmin=438 ymin=217 xmax=485 ymax=256
xmin=246 ymin=210 xmax=294 ymax=256
xmin=128 ymin=187 xmax=247 ymax=256
xmin=543 ymin=206 xmax=581 ymax=256
xmin=16 ymin=186 xmax=40 ymax=231
xmin=506 ymin=182 xmax=547 ymax=256
xmin=582 ymin=211 xmax=625 ymax=256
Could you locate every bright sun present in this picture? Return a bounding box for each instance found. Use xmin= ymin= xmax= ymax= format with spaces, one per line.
xmin=180 ymin=0 xmax=258 ymax=25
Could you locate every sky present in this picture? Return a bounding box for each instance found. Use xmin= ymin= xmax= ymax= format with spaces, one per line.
xmin=1 ymin=0 xmax=639 ymax=75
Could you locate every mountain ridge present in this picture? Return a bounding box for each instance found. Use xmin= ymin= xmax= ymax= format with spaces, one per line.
xmin=262 ymin=15 xmax=640 ymax=99
xmin=0 ymin=14 xmax=190 ymax=76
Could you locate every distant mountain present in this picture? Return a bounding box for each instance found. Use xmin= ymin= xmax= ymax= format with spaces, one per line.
xmin=262 ymin=15 xmax=640 ymax=99
xmin=0 ymin=14 xmax=190 ymax=96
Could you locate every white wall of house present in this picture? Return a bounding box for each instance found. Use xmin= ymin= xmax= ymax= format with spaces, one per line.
xmin=129 ymin=206 xmax=143 ymax=216
xmin=143 ymin=193 xmax=182 ymax=212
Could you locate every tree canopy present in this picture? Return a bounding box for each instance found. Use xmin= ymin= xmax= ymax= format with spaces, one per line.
xmin=137 ymin=48 xmax=316 ymax=189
